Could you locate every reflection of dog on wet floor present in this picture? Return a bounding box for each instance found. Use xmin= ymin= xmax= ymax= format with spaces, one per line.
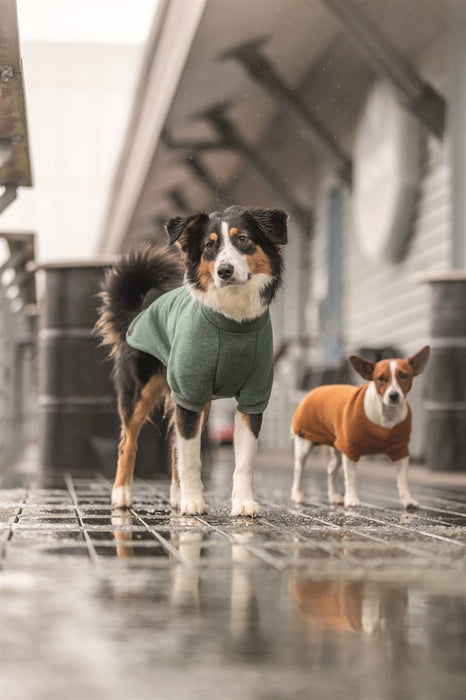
xmin=170 ymin=532 xmax=261 ymax=646
xmin=290 ymin=577 xmax=408 ymax=636
xmin=291 ymin=346 xmax=430 ymax=508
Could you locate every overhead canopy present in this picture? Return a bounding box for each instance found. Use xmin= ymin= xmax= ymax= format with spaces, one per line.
xmin=0 ymin=0 xmax=32 ymax=193
xmin=99 ymin=0 xmax=448 ymax=254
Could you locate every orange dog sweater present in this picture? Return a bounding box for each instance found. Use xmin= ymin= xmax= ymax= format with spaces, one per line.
xmin=292 ymin=384 xmax=411 ymax=461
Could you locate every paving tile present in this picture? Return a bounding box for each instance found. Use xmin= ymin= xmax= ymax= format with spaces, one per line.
xmin=0 ymin=451 xmax=465 ymax=699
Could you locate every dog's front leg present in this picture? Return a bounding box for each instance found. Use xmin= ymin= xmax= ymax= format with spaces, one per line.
xmin=231 ymin=411 xmax=262 ymax=517
xmin=175 ymin=405 xmax=206 ymax=515
xmin=342 ymin=455 xmax=361 ymax=507
xmin=394 ymin=456 xmax=419 ymax=509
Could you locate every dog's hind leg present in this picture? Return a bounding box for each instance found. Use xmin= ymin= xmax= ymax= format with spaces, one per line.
xmin=112 ymin=374 xmax=164 ymax=508
xmin=170 ymin=441 xmax=180 ymax=509
xmin=175 ymin=405 xmax=206 ymax=515
xmin=291 ymin=435 xmax=313 ymax=504
xmin=342 ymin=455 xmax=361 ymax=507
xmin=231 ymin=411 xmax=262 ymax=517
xmin=394 ymin=456 xmax=419 ymax=509
xmin=327 ymin=447 xmax=344 ymax=505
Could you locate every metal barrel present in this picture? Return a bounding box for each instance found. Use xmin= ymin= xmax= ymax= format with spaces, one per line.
xmin=424 ymin=275 xmax=466 ymax=470
xmin=38 ymin=263 xmax=169 ymax=476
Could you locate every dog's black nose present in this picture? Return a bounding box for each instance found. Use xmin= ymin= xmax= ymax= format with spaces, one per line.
xmin=389 ymin=391 xmax=399 ymax=403
xmin=217 ymin=264 xmax=234 ymax=280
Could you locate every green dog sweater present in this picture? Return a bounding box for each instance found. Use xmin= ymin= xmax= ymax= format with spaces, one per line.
xmin=126 ymin=286 xmax=274 ymax=414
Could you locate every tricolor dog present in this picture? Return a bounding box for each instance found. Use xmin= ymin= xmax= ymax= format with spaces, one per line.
xmin=97 ymin=205 xmax=287 ymax=517
xmin=291 ymin=346 xmax=430 ymax=508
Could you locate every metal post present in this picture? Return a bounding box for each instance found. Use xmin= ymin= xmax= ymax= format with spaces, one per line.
xmin=222 ymin=39 xmax=352 ymax=185
xmin=324 ymin=185 xmax=343 ymax=368
xmin=321 ymin=0 xmax=446 ymax=138
xmin=449 ymin=0 xmax=466 ymax=270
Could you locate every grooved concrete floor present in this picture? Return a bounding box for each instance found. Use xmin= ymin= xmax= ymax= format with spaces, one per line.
xmin=1 ymin=448 xmax=465 ymax=700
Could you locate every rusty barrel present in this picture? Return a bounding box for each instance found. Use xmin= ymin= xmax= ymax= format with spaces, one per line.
xmin=38 ymin=263 xmax=169 ymax=475
xmin=423 ymin=274 xmax=466 ymax=470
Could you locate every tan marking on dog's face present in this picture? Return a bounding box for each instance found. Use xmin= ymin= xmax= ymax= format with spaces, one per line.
xmin=393 ymin=359 xmax=413 ymax=395
xmin=373 ymin=359 xmax=413 ymax=398
xmin=227 ymin=228 xmax=272 ymax=276
xmin=198 ymin=257 xmax=215 ymax=291
xmin=247 ymin=244 xmax=273 ymax=276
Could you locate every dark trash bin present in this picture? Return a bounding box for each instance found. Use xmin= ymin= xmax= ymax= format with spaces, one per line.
xmin=38 ymin=263 xmax=169 ymax=476
xmin=423 ymin=274 xmax=466 ymax=471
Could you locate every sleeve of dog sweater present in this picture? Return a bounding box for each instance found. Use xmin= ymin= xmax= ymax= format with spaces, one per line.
xmin=234 ymin=316 xmax=274 ymax=414
xmin=167 ymin=315 xmax=219 ymax=414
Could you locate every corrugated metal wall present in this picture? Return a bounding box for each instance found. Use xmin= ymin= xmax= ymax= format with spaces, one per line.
xmin=259 ymin=13 xmax=451 ymax=456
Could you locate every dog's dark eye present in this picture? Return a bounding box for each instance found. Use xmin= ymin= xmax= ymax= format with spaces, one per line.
xmin=204 ymin=240 xmax=216 ymax=249
xmin=376 ymin=375 xmax=387 ymax=383
xmin=237 ymin=234 xmax=249 ymax=244
xmin=398 ymin=371 xmax=408 ymax=380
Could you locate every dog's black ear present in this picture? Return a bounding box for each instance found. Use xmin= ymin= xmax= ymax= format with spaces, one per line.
xmin=350 ymin=355 xmax=375 ymax=381
xmin=165 ymin=213 xmax=208 ymax=250
xmin=249 ymin=208 xmax=288 ymax=244
xmin=408 ymin=345 xmax=430 ymax=376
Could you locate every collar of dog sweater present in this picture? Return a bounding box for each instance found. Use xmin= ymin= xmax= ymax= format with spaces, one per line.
xmin=199 ymin=297 xmax=270 ymax=333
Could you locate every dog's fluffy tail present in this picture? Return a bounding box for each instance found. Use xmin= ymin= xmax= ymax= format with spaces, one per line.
xmin=95 ymin=244 xmax=183 ymax=357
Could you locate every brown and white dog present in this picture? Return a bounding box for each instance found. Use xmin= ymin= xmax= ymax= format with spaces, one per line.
xmin=97 ymin=205 xmax=287 ymax=517
xmin=290 ymin=346 xmax=430 ymax=508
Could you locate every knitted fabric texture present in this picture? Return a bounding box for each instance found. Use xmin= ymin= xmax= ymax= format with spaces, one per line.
xmin=126 ymin=286 xmax=273 ymax=414
xmin=292 ymin=383 xmax=411 ymax=461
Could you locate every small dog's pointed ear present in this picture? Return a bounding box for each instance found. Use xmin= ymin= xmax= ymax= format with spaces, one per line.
xmin=350 ymin=355 xmax=375 ymax=381
xmin=408 ymin=345 xmax=431 ymax=376
xmin=165 ymin=213 xmax=207 ymax=250
xmin=250 ymin=208 xmax=288 ymax=244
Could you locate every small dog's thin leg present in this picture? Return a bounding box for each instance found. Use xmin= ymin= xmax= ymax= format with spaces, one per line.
xmin=342 ymin=455 xmax=361 ymax=507
xmin=112 ymin=375 xmax=162 ymax=508
xmin=395 ymin=457 xmax=419 ymax=509
xmin=327 ymin=447 xmax=344 ymax=505
xmin=231 ymin=411 xmax=262 ymax=517
xmin=291 ymin=435 xmax=312 ymax=504
xmin=175 ymin=405 xmax=206 ymax=515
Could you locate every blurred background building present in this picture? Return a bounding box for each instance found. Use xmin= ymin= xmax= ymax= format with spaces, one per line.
xmin=1 ymin=0 xmax=465 ymax=471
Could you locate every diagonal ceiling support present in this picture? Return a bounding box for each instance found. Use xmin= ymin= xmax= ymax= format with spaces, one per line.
xmin=183 ymin=154 xmax=231 ymax=206
xmin=321 ymin=0 xmax=446 ymax=138
xmin=221 ymin=38 xmax=352 ymax=186
xmin=0 ymin=185 xmax=17 ymax=215
xmin=199 ymin=104 xmax=312 ymax=234
xmin=164 ymin=105 xmax=312 ymax=234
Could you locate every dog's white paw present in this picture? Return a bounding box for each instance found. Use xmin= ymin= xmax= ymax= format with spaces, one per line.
xmin=112 ymin=485 xmax=132 ymax=508
xmin=231 ymin=500 xmax=261 ymax=518
xmin=291 ymin=488 xmax=305 ymax=504
xmin=180 ymin=497 xmax=207 ymax=516
xmin=330 ymin=493 xmax=344 ymax=505
xmin=402 ymin=497 xmax=419 ymax=509
xmin=344 ymin=495 xmax=361 ymax=508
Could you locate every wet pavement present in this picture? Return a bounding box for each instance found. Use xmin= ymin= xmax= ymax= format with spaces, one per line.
xmin=1 ymin=448 xmax=465 ymax=700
